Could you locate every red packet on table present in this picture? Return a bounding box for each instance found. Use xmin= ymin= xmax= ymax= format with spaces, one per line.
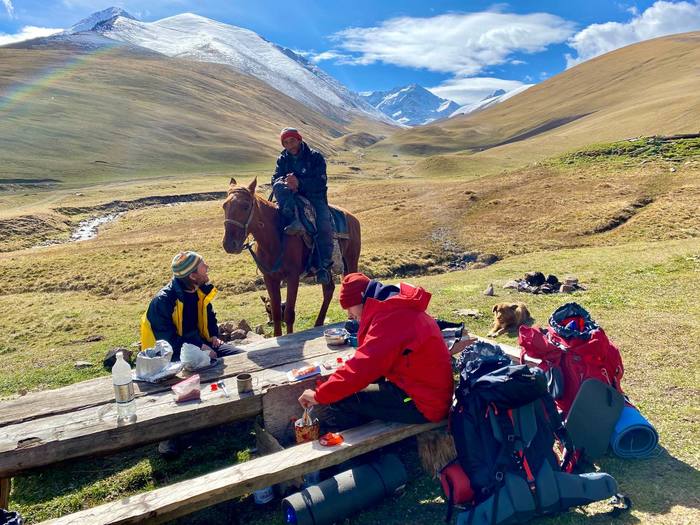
xmin=287 ymin=364 xmax=321 ymax=382
xmin=172 ymin=374 xmax=201 ymax=402
xmin=319 ymin=432 xmax=344 ymax=446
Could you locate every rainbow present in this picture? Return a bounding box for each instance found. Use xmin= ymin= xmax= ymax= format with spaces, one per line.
xmin=0 ymin=43 xmax=119 ymax=114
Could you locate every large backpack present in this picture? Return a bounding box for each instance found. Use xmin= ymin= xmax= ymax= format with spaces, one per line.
xmin=518 ymin=303 xmax=624 ymax=416
xmin=447 ymin=342 xmax=626 ymax=524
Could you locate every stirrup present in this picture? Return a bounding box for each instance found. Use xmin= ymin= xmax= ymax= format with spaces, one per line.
xmin=316 ymin=268 xmax=332 ymax=285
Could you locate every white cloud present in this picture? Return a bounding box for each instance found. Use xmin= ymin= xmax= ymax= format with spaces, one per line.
xmin=566 ymin=0 xmax=700 ymax=67
xmin=330 ymin=10 xmax=575 ymax=76
xmin=429 ymin=77 xmax=527 ymax=105
xmin=2 ymin=0 xmax=14 ymax=18
xmin=0 ymin=26 xmax=63 ymax=46
xmin=309 ymin=50 xmax=352 ymax=64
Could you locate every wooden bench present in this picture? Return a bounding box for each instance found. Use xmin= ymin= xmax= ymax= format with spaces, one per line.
xmin=39 ymin=420 xmax=443 ymax=525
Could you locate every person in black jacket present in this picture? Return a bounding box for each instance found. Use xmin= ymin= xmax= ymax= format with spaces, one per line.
xmin=272 ymin=127 xmax=333 ymax=285
xmin=140 ymin=251 xmax=237 ymax=361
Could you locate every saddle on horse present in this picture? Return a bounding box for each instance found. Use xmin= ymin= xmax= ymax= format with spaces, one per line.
xmin=291 ymin=196 xmax=349 ymax=278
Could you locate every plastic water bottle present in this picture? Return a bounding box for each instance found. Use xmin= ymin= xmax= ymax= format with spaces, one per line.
xmin=112 ymin=351 xmax=136 ymax=422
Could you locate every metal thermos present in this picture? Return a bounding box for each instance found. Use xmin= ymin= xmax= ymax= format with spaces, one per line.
xmin=281 ymin=454 xmax=407 ymax=525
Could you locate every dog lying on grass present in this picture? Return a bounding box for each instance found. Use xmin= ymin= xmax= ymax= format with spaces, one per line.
xmin=487 ymin=302 xmax=532 ymax=337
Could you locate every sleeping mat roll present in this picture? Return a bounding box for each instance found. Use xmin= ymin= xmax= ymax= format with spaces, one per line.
xmin=610 ymin=405 xmax=659 ymax=459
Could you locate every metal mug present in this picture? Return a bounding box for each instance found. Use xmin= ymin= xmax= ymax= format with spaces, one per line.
xmin=236 ymin=373 xmax=257 ymax=394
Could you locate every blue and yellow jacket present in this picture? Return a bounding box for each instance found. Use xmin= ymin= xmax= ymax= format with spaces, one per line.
xmin=140 ymin=278 xmax=218 ymax=360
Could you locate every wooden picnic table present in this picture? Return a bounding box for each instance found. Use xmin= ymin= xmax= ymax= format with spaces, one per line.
xmin=0 ymin=324 xmax=351 ymax=506
xmin=0 ymin=323 xmax=523 ymax=511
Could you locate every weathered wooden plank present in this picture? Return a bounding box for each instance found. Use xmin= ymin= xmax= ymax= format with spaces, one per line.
xmin=40 ymin=420 xmax=443 ymax=525
xmin=0 ymin=323 xmax=343 ymax=428
xmin=0 ymin=477 xmax=10 ymax=510
xmin=0 ymin=343 xmax=347 ymax=477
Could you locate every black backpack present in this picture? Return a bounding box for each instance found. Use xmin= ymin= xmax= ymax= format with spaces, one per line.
xmin=447 ymin=343 xmax=628 ymax=524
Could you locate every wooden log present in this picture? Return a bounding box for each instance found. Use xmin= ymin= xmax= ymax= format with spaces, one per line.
xmin=0 ymin=323 xmax=343 ymax=428
xmin=0 ymin=477 xmax=10 ymax=510
xmin=39 ymin=420 xmax=443 ymax=525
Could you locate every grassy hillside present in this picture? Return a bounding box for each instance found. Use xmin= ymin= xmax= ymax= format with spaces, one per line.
xmin=0 ymin=46 xmax=392 ymax=190
xmin=377 ymin=32 xmax=700 ymax=174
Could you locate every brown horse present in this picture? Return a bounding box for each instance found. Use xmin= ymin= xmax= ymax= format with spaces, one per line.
xmin=222 ymin=178 xmax=361 ymax=336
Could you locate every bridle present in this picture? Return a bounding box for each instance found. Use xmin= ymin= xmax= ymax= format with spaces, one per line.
xmin=224 ymin=188 xmax=285 ymax=274
xmin=224 ymin=189 xmax=255 ymax=241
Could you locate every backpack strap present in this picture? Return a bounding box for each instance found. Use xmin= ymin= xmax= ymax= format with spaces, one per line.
xmin=608 ymin=493 xmax=632 ymax=517
xmin=444 ymin=475 xmax=455 ymax=523
xmin=540 ymin=394 xmax=577 ymax=471
xmin=486 ymin=405 xmax=518 ymax=496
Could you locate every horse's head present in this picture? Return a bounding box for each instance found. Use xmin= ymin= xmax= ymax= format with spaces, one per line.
xmin=222 ymin=177 xmax=257 ymax=254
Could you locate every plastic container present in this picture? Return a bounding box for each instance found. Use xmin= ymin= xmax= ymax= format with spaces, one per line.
xmin=112 ymin=351 xmax=136 ymax=422
xmin=324 ymin=328 xmax=349 ymax=346
xmin=253 ymin=485 xmax=274 ymax=504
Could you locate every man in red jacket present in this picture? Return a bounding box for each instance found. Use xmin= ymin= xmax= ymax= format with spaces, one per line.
xmin=298 ymin=273 xmax=454 ymax=428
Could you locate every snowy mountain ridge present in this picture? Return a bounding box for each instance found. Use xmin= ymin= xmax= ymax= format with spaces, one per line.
xmin=450 ymin=85 xmax=534 ymax=118
xmin=67 ymin=7 xmax=136 ymax=33
xmin=58 ymin=10 xmax=393 ymax=124
xmin=360 ymin=84 xmax=459 ymax=126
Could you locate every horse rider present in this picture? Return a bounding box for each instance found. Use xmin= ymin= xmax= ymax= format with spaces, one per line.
xmin=297 ymin=272 xmax=455 ymax=429
xmin=272 ymin=127 xmax=333 ymax=285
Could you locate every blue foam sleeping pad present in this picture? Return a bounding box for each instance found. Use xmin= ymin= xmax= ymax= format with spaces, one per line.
xmin=610 ymin=405 xmax=659 ymax=459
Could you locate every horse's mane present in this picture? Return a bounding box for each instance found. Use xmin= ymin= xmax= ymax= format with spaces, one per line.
xmin=227 ymin=185 xmax=278 ymax=212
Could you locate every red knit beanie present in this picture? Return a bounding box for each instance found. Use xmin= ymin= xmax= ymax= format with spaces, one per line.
xmin=339 ymin=272 xmax=371 ymax=309
xmin=280 ymin=127 xmax=303 ymax=144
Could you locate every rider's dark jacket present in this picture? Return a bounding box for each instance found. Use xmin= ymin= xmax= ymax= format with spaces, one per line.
xmin=272 ymin=141 xmax=327 ymax=198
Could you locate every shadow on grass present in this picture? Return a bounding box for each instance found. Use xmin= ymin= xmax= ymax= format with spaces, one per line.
xmin=11 ymin=420 xmax=256 ymax=509
xmin=596 ymin=448 xmax=700 ymax=517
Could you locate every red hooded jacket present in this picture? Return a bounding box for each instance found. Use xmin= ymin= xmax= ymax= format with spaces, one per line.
xmin=314 ymin=283 xmax=454 ymax=422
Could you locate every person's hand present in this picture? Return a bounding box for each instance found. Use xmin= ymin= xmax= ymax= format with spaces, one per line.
xmin=285 ymin=173 xmax=299 ymax=192
xmin=210 ymin=337 xmax=222 ymax=349
xmin=298 ymin=389 xmax=319 ymax=408
xmin=201 ymin=344 xmax=217 ymax=359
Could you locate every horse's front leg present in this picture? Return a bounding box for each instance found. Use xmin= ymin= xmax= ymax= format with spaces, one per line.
xmin=314 ymin=280 xmax=335 ymax=327
xmin=284 ymin=275 xmax=299 ymax=334
xmin=264 ymin=275 xmax=283 ymax=337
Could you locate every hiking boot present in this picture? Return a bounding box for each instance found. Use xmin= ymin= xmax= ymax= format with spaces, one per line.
xmin=158 ymin=438 xmax=182 ymax=459
xmin=316 ymin=267 xmax=332 ymax=285
xmin=284 ymin=219 xmax=306 ymax=236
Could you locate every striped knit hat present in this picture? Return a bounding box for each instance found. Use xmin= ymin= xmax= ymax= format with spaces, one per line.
xmin=171 ymin=251 xmax=203 ymax=278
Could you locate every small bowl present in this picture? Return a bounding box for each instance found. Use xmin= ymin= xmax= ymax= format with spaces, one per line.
xmin=324 ymin=328 xmax=349 ymax=346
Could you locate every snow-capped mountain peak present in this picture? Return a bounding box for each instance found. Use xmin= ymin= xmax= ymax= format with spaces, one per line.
xmin=60 ymin=9 xmax=393 ymax=124
xmin=67 ymin=7 xmax=136 ymax=34
xmin=360 ymin=84 xmax=459 ymax=126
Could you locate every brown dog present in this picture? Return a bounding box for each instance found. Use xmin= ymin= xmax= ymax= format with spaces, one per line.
xmin=487 ymin=302 xmax=531 ymax=337
xmin=261 ymin=296 xmax=286 ymax=326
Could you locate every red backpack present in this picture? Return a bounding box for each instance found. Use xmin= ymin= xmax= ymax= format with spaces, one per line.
xmin=518 ymin=303 xmax=624 ymax=416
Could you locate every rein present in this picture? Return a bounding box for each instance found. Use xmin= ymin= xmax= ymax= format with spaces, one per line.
xmin=241 ymin=238 xmax=285 ymax=274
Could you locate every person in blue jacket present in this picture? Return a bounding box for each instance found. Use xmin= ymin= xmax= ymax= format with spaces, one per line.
xmin=272 ymin=127 xmax=333 ymax=285
xmin=140 ymin=251 xmax=237 ymax=361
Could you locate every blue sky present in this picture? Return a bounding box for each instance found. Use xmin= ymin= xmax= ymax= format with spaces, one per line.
xmin=2 ymin=1 xmax=700 ymax=104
